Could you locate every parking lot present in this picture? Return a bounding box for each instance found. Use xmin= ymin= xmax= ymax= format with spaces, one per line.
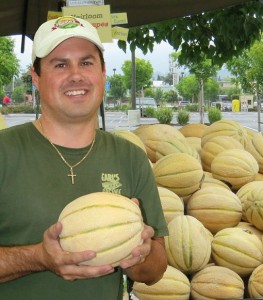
xmin=2 ymin=110 xmax=263 ymax=132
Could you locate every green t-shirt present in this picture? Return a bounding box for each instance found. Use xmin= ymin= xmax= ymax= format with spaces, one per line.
xmin=0 ymin=123 xmax=168 ymax=300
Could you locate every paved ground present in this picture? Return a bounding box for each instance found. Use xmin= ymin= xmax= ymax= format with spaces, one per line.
xmin=2 ymin=111 xmax=263 ymax=132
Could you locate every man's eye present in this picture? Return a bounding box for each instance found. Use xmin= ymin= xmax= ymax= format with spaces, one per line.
xmin=55 ymin=63 xmax=66 ymax=68
xmin=83 ymin=61 xmax=93 ymax=66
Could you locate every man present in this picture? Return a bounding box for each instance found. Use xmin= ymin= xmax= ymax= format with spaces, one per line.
xmin=0 ymin=17 xmax=168 ymax=299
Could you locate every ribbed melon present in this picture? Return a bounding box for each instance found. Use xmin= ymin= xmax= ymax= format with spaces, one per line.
xmin=211 ymin=149 xmax=259 ymax=191
xmin=132 ymin=265 xmax=190 ymax=300
xmin=153 ymin=153 xmax=204 ymax=201
xmin=157 ymin=187 xmax=184 ymax=224
xmin=200 ymin=135 xmax=243 ymax=172
xmin=201 ymin=120 xmax=250 ymax=148
xmin=133 ymin=124 xmax=185 ymax=162
xmin=187 ymin=186 xmax=242 ymax=234
xmin=156 ymin=138 xmax=200 ymax=162
xmin=248 ymin=264 xmax=263 ymax=298
xmin=165 ymin=215 xmax=211 ymax=274
xmin=212 ymin=227 xmax=263 ymax=276
xmin=111 ymin=129 xmax=147 ymax=153
xmin=58 ymin=192 xmax=143 ymax=266
xmin=191 ymin=265 xmax=244 ymax=300
xmin=179 ymin=123 xmax=208 ymax=138
xmin=246 ymin=132 xmax=263 ymax=173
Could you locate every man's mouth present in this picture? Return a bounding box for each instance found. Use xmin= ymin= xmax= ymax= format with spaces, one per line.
xmin=65 ymin=90 xmax=86 ymax=96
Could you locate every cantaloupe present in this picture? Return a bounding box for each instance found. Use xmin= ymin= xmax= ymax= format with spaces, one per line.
xmin=153 ymin=153 xmax=204 ymax=201
xmin=132 ymin=265 xmax=190 ymax=300
xmin=246 ymin=132 xmax=263 ymax=173
xmin=165 ymin=215 xmax=211 ymax=274
xmin=187 ymin=186 xmax=242 ymax=234
xmin=191 ymin=265 xmax=244 ymax=300
xmin=157 ymin=187 xmax=184 ymax=224
xmin=179 ymin=123 xmax=208 ymax=138
xmin=133 ymin=124 xmax=185 ymax=162
xmin=211 ymin=149 xmax=259 ymax=191
xmin=248 ymin=264 xmax=263 ymax=298
xmin=212 ymin=227 xmax=263 ymax=276
xmin=58 ymin=192 xmax=144 ymax=266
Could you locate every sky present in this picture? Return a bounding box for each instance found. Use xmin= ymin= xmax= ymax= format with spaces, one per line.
xmin=13 ymin=34 xmax=175 ymax=77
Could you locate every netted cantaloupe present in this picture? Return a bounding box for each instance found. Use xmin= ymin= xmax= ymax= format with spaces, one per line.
xmin=211 ymin=149 xmax=259 ymax=191
xmin=200 ymin=135 xmax=244 ymax=172
xmin=155 ymin=137 xmax=200 ymax=162
xmin=191 ymin=265 xmax=244 ymax=300
xmin=133 ymin=124 xmax=185 ymax=162
xmin=153 ymin=153 xmax=204 ymax=201
xmin=157 ymin=187 xmax=184 ymax=225
xmin=248 ymin=264 xmax=263 ymax=298
xmin=179 ymin=123 xmax=208 ymax=138
xmin=237 ymin=181 xmax=263 ymax=224
xmin=132 ymin=265 xmax=190 ymax=300
xmin=201 ymin=120 xmax=250 ymax=148
xmin=165 ymin=215 xmax=211 ymax=274
xmin=212 ymin=227 xmax=263 ymax=277
xmin=58 ymin=192 xmax=144 ymax=266
xmin=187 ymin=186 xmax=242 ymax=234
xmin=246 ymin=132 xmax=263 ymax=173
xmin=111 ymin=129 xmax=147 ymax=153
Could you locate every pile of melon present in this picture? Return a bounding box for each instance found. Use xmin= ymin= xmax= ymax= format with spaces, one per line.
xmin=113 ymin=121 xmax=263 ymax=300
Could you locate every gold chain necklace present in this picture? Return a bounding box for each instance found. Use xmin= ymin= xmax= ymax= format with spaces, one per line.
xmin=38 ymin=119 xmax=95 ymax=185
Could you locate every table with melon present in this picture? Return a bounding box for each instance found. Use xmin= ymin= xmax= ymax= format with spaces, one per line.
xmin=58 ymin=120 xmax=263 ymax=300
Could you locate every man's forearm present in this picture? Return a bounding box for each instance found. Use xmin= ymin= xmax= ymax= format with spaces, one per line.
xmin=0 ymin=244 xmax=45 ymax=283
xmin=124 ymin=237 xmax=167 ymax=285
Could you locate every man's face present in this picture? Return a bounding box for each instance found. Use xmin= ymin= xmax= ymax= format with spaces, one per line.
xmin=31 ymin=37 xmax=106 ymax=123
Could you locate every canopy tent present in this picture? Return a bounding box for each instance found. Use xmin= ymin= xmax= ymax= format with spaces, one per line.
xmin=0 ymin=0 xmax=252 ymax=39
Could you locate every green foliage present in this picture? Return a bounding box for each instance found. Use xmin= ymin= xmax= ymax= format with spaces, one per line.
xmin=21 ymin=67 xmax=32 ymax=92
xmin=208 ymin=107 xmax=222 ymax=124
xmin=121 ymin=58 xmax=153 ymax=92
xmin=118 ymin=2 xmax=263 ymax=67
xmin=0 ymin=104 xmax=36 ymax=115
xmin=12 ymin=86 xmax=25 ymax=103
xmin=177 ymin=110 xmax=190 ymax=125
xmin=163 ymin=90 xmax=178 ymax=104
xmin=108 ymin=74 xmax=126 ymax=100
xmin=176 ymin=75 xmax=199 ymax=101
xmin=0 ymin=37 xmax=19 ymax=87
xmin=143 ymin=106 xmax=156 ymax=118
xmin=155 ymin=107 xmax=173 ymax=124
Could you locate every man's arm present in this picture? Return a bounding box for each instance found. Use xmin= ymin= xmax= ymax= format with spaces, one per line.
xmin=0 ymin=222 xmax=115 ymax=283
xmin=120 ymin=226 xmax=168 ymax=285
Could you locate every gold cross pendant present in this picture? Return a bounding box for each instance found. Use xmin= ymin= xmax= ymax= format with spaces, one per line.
xmin=68 ymin=167 xmax=76 ymax=184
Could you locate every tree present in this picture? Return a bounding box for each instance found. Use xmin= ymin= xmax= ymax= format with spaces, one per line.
xmin=226 ymin=38 xmax=263 ymax=96
xmin=121 ymin=58 xmax=153 ymax=94
xmin=0 ymin=37 xmax=19 ymax=88
xmin=204 ymin=78 xmax=220 ymax=101
xmin=176 ymin=75 xmax=199 ymax=102
xmin=118 ymin=2 xmax=263 ymax=67
xmin=163 ymin=90 xmax=178 ymax=104
xmin=108 ymin=74 xmax=126 ymax=104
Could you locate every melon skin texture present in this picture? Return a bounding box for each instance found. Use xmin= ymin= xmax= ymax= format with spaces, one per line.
xmin=132 ymin=265 xmax=190 ymax=300
xmin=58 ymin=192 xmax=144 ymax=267
xmin=248 ymin=264 xmax=263 ymax=298
xmin=157 ymin=187 xmax=184 ymax=225
xmin=211 ymin=148 xmax=259 ymax=191
xmin=187 ymin=186 xmax=242 ymax=234
xmin=165 ymin=215 xmax=211 ymax=274
xmin=212 ymin=227 xmax=263 ymax=277
xmin=153 ymin=153 xmax=204 ymax=201
xmin=191 ymin=265 xmax=244 ymax=300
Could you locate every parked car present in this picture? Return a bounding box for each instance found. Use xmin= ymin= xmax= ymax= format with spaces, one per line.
xmin=136 ymin=97 xmax=158 ymax=109
xmin=177 ymin=101 xmax=190 ymax=108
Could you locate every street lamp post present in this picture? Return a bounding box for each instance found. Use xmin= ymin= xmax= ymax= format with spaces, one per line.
xmin=113 ymin=68 xmax=116 ymax=76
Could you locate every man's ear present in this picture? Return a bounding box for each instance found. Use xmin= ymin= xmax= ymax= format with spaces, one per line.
xmin=30 ymin=67 xmax=39 ymax=90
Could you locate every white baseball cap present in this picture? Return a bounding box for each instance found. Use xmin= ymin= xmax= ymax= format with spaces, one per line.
xmin=32 ymin=16 xmax=104 ymax=63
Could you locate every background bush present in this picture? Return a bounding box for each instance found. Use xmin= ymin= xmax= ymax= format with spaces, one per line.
xmin=208 ymin=107 xmax=222 ymax=124
xmin=177 ymin=110 xmax=190 ymax=125
xmin=155 ymin=107 xmax=173 ymax=124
